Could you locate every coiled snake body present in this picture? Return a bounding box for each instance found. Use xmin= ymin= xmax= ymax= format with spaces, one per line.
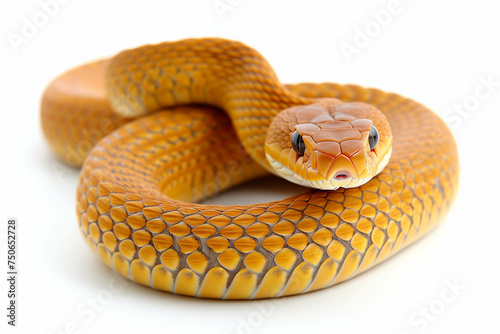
xmin=41 ymin=38 xmax=459 ymax=299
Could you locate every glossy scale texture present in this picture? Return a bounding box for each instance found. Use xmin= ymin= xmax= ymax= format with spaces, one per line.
xmin=41 ymin=38 xmax=459 ymax=299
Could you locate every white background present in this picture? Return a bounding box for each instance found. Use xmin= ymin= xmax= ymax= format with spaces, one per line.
xmin=1 ymin=0 xmax=499 ymax=333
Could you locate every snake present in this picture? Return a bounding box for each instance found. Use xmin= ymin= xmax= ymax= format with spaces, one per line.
xmin=41 ymin=38 xmax=459 ymax=299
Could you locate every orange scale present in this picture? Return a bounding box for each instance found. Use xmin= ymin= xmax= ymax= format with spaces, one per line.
xmin=356 ymin=218 xmax=373 ymax=234
xmin=177 ymin=236 xmax=200 ymax=254
xmin=192 ymin=224 xmax=217 ymax=238
xmin=199 ymin=209 xmax=221 ymax=217
xmin=147 ymin=219 xmax=166 ymax=233
xmin=208 ymin=215 xmax=232 ymax=227
xmin=132 ymin=230 xmax=152 ymax=246
xmin=274 ymin=248 xmax=297 ymax=271
xmin=160 ymin=249 xmax=180 ymax=271
xmin=297 ymin=218 xmax=318 ymax=233
xmin=127 ymin=214 xmax=146 ymax=229
xmin=119 ymin=239 xmax=136 ymax=260
xmin=113 ymin=223 xmax=131 ymax=240
xmin=295 ymin=123 xmax=320 ymax=136
xmin=340 ymin=209 xmax=359 ymax=224
xmin=335 ymin=223 xmax=354 ymax=241
xmin=218 ymin=249 xmax=241 ymax=271
xmin=266 ymin=204 xmax=288 ymax=214
xmin=86 ymin=187 xmax=98 ymax=203
xmin=109 ymin=194 xmax=127 ymax=206
xmin=161 ymin=211 xmax=184 ymax=224
xmin=351 ymin=119 xmax=373 ymax=131
xmin=89 ymin=223 xmax=101 ymax=243
xmin=87 ymin=206 xmax=98 ymax=222
xmin=124 ymin=201 xmax=144 ymax=213
xmin=327 ymin=240 xmax=346 ymax=261
xmin=233 ymin=214 xmax=256 ymax=226
xmin=220 ymin=225 xmax=244 ymax=239
xmin=340 ymin=140 xmax=363 ymax=156
xmin=281 ymin=209 xmax=303 ymax=221
xmin=96 ymin=197 xmax=110 ymax=214
xmin=139 ymin=245 xmax=157 ymax=267
xmin=272 ymin=221 xmax=295 ymax=236
xmin=152 ymin=234 xmax=173 ymax=251
xmin=169 ymin=222 xmax=191 ymax=237
xmin=245 ymin=223 xmax=270 ymax=238
xmin=80 ymin=214 xmax=88 ymax=232
xmin=261 ymin=235 xmax=285 ymax=253
xmin=184 ymin=214 xmax=206 ymax=227
xmin=320 ymin=121 xmax=352 ymax=129
xmin=302 ymin=244 xmax=324 ymax=266
xmin=206 ymin=236 xmax=230 ymax=253
xmin=186 ymin=251 xmax=208 ymax=275
xmin=304 ymin=204 xmax=324 ymax=218
xmin=233 ymin=237 xmax=257 ymax=253
xmin=110 ymin=207 xmax=127 ymax=222
xmin=102 ymin=231 xmax=118 ymax=252
xmin=223 ymin=209 xmax=244 ymax=217
xmin=287 ymin=233 xmax=309 ymax=250
xmin=160 ymin=203 xmax=178 ymax=211
xmin=312 ymin=228 xmax=333 ymax=246
xmin=244 ymin=251 xmax=267 ymax=274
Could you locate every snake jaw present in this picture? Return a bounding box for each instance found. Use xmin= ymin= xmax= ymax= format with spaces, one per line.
xmin=266 ymin=146 xmax=392 ymax=190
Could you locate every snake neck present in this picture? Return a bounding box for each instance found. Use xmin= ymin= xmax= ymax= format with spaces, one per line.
xmin=106 ymin=38 xmax=313 ymax=170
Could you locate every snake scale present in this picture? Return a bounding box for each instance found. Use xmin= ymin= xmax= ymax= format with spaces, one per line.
xmin=41 ymin=38 xmax=459 ymax=299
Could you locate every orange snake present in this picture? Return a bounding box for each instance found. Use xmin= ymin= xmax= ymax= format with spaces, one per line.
xmin=41 ymin=38 xmax=459 ymax=299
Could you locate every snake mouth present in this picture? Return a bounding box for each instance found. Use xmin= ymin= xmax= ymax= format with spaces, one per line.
xmin=333 ymin=171 xmax=351 ymax=180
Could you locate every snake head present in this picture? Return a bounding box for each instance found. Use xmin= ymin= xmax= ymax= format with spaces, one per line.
xmin=265 ymin=98 xmax=392 ymax=189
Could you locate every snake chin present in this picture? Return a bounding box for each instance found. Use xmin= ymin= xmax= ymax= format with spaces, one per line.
xmin=266 ymin=147 xmax=392 ymax=190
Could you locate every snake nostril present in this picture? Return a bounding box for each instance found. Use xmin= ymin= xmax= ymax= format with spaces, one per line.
xmin=333 ymin=171 xmax=351 ymax=180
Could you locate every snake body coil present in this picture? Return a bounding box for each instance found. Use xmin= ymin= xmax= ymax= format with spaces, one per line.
xmin=41 ymin=38 xmax=459 ymax=299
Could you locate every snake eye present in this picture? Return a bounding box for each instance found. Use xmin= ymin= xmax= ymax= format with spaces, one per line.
xmin=368 ymin=126 xmax=379 ymax=150
xmin=291 ymin=131 xmax=306 ymax=155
